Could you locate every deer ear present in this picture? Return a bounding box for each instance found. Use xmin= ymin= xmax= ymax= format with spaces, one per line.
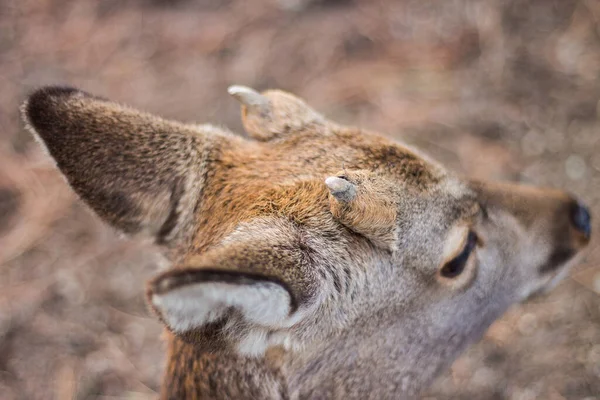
xmin=228 ymin=85 xmax=325 ymax=141
xmin=21 ymin=86 xmax=225 ymax=244
xmin=148 ymin=220 xmax=321 ymax=353
xmin=149 ymin=268 xmax=294 ymax=334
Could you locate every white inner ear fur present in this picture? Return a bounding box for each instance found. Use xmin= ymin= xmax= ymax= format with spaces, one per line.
xmin=151 ymin=281 xmax=292 ymax=334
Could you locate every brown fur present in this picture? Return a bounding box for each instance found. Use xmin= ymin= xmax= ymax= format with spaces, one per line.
xmin=22 ymin=85 xmax=590 ymax=399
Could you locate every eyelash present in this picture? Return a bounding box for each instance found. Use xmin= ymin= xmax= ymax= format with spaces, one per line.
xmin=440 ymin=231 xmax=478 ymax=278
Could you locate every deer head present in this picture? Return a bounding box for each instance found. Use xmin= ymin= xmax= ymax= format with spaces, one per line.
xmin=22 ymin=85 xmax=591 ymax=399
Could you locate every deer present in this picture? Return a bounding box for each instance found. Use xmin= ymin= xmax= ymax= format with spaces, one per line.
xmin=21 ymin=85 xmax=591 ymax=399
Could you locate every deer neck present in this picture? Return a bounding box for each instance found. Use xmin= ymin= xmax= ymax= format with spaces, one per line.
xmin=162 ymin=334 xmax=290 ymax=400
xmin=161 ymin=300 xmax=502 ymax=400
xmin=286 ymin=297 xmax=512 ymax=399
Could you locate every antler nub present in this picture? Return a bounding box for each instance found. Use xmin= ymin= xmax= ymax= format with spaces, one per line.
xmin=227 ymin=85 xmax=270 ymax=110
xmin=325 ymin=176 xmax=357 ymax=202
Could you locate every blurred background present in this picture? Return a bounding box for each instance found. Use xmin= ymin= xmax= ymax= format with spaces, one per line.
xmin=0 ymin=0 xmax=599 ymax=399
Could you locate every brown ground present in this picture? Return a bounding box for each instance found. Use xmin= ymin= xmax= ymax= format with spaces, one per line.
xmin=0 ymin=0 xmax=599 ymax=399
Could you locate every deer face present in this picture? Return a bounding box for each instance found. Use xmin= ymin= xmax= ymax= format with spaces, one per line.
xmin=326 ymin=167 xmax=590 ymax=311
xmin=22 ymin=85 xmax=591 ymax=398
xmin=313 ymin=160 xmax=590 ymax=392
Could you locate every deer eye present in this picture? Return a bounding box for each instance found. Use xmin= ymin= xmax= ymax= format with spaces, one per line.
xmin=440 ymin=231 xmax=478 ymax=278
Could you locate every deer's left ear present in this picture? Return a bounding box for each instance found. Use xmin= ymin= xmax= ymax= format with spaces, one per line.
xmin=147 ymin=218 xmax=322 ymax=352
xmin=228 ymin=85 xmax=325 ymax=141
xmin=149 ymin=268 xmax=295 ymax=335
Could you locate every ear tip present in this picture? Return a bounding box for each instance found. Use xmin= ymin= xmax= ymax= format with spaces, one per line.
xmin=22 ymin=86 xmax=82 ymax=130
xmin=29 ymin=85 xmax=80 ymax=98
xmin=26 ymin=85 xmax=82 ymax=108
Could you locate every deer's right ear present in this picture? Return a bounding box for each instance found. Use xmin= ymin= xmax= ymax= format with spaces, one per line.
xmin=21 ymin=86 xmax=225 ymax=244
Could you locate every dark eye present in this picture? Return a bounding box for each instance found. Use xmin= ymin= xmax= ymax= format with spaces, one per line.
xmin=440 ymin=231 xmax=478 ymax=278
